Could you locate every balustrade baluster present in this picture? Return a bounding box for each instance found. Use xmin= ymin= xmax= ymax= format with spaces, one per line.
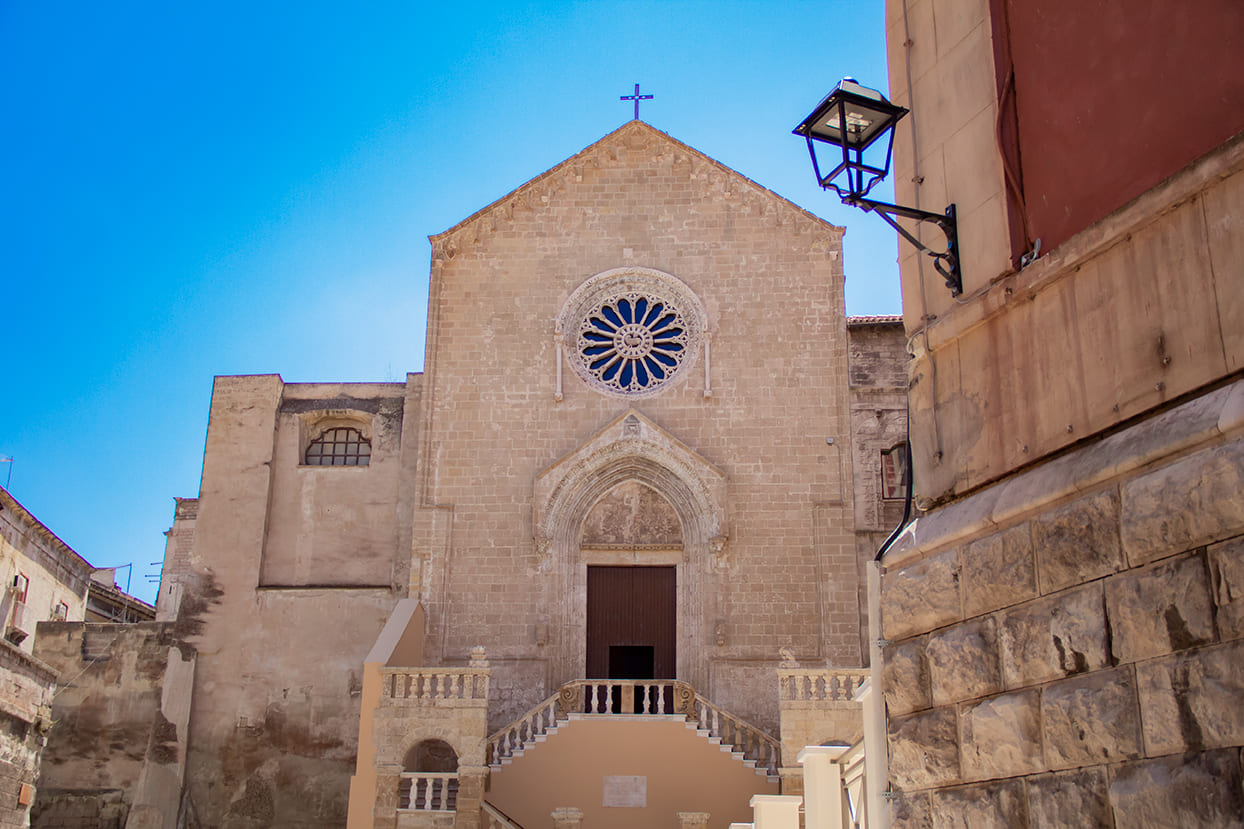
xmin=657 ymin=683 xmax=666 ymax=714
xmin=450 ymin=673 xmax=461 ymax=699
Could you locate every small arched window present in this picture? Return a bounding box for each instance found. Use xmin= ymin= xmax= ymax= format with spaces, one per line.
xmin=305 ymin=427 xmax=371 ymax=466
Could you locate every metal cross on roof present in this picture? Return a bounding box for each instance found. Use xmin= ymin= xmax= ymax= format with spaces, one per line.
xmin=620 ymin=83 xmax=654 ymax=120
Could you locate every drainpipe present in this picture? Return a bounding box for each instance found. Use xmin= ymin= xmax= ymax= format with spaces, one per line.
xmin=867 ymin=422 xmax=914 ymax=828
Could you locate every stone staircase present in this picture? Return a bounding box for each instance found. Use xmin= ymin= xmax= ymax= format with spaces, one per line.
xmin=486 ymin=679 xmax=780 ymax=782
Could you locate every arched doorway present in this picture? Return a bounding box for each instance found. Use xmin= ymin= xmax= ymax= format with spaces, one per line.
xmin=532 ymin=409 xmax=729 ymax=693
xmin=581 ymin=481 xmax=682 ymax=682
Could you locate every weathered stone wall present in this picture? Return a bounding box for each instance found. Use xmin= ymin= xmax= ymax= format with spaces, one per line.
xmin=0 ymin=639 xmax=55 ymax=829
xmin=155 ymin=498 xmax=197 ymax=622
xmin=847 ymin=318 xmax=909 ymax=666
xmin=260 ymin=384 xmax=408 ymax=587
xmin=880 ymin=381 xmax=1244 ymax=827
xmin=172 ymin=375 xmax=419 ymax=828
xmin=32 ymin=621 xmax=195 ymax=829
xmin=414 ymin=121 xmax=860 ymax=734
xmin=847 ymin=318 xmax=909 ymax=535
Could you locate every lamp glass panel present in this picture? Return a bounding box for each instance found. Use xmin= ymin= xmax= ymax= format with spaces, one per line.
xmin=808 ymin=97 xmax=901 ymax=150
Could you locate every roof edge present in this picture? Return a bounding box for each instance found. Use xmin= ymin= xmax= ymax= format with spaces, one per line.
xmin=429 ymin=120 xmax=843 ymax=244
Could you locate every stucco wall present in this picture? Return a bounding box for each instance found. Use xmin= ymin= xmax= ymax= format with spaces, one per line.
xmin=0 ymin=488 xmax=91 ymax=653
xmin=172 ymin=375 xmax=419 ymax=828
xmin=485 ymin=716 xmax=778 ymax=829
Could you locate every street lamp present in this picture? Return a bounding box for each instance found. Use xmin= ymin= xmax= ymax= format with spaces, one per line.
xmin=794 ymin=79 xmax=961 ymax=296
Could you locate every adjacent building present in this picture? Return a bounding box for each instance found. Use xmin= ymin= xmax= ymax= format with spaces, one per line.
xmin=877 ymin=1 xmax=1244 ymax=825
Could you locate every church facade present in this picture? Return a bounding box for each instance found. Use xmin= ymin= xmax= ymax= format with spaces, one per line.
xmin=143 ymin=121 xmax=906 ymax=828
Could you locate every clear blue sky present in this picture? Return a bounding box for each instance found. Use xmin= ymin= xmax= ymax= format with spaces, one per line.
xmin=1 ymin=2 xmax=900 ymax=603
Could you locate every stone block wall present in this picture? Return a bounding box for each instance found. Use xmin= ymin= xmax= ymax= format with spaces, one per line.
xmin=0 ymin=640 xmax=55 ymax=829
xmin=415 ymin=120 xmax=861 ymax=733
xmin=880 ymin=380 xmax=1244 ymax=827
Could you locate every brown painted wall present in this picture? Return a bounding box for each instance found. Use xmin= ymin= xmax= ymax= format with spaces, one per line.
xmin=996 ymin=0 xmax=1244 ymax=258
xmin=485 ymin=717 xmax=778 ymax=829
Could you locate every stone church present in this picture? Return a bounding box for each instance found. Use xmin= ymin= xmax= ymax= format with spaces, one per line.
xmin=35 ymin=121 xmax=906 ymax=828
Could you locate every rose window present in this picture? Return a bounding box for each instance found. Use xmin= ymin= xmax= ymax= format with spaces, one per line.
xmin=577 ymin=294 xmax=688 ymax=394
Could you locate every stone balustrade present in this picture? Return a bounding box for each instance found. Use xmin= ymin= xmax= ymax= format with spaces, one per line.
xmin=568 ymin=679 xmax=695 ymax=716
xmin=693 ymin=695 xmax=781 ymax=776
xmin=398 ymin=772 xmax=458 ymax=812
xmin=776 ymin=668 xmax=867 ymax=704
xmin=487 ymin=692 xmax=561 ymax=766
xmin=379 ymin=667 xmax=490 ymax=706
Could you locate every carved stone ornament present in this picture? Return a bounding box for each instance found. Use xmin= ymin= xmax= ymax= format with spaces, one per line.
xmin=779 ymin=647 xmax=799 ymax=669
xmin=469 ymin=646 xmax=488 ymax=668
xmin=560 ymin=268 xmax=706 ymax=399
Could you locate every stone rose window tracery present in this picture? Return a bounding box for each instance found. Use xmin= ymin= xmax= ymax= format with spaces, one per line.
xmin=559 ymin=268 xmax=707 ymax=399
xmin=579 ymin=293 xmax=688 ymax=393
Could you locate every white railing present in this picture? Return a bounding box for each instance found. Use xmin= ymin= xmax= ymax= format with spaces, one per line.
xmin=693 ymin=695 xmax=781 ymax=776
xmin=839 ymin=739 xmax=868 ymax=829
xmin=777 ymin=668 xmax=868 ymax=703
xmin=380 ymin=667 xmax=490 ymax=703
xmin=487 ymin=692 xmax=561 ymax=766
xmin=573 ymin=679 xmax=694 ymax=715
xmin=398 ymin=772 xmax=458 ymax=811
xmin=481 ymin=800 xmax=525 ymax=828
xmin=485 ymin=678 xmax=780 ymax=777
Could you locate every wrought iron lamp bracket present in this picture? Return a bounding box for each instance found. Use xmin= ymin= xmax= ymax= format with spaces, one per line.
xmin=844 ymin=196 xmax=962 ymax=296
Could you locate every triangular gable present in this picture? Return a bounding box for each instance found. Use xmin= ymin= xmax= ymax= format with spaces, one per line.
xmin=429 ymin=120 xmax=841 ymax=254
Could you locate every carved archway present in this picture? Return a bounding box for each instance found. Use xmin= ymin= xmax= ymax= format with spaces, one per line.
xmin=533 ymin=410 xmax=728 ymax=691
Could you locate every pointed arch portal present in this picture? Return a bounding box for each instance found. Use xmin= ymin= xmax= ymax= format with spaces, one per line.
xmin=533 ymin=409 xmax=728 ymax=692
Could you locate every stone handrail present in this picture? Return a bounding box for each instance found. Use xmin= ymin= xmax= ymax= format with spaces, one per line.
xmin=482 ymin=800 xmax=525 ymax=829
xmin=380 ymin=667 xmax=490 ymax=703
xmin=398 ymin=771 xmax=458 ymax=811
xmin=693 ymin=694 xmax=781 ymax=775
xmin=487 ymin=691 xmax=562 ymax=765
xmin=776 ymin=668 xmax=867 ymax=703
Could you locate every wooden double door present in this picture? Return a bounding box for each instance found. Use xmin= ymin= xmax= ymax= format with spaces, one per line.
xmin=585 ymin=565 xmax=676 ymax=680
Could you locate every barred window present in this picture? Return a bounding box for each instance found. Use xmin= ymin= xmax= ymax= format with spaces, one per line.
xmin=305 ymin=427 xmax=371 ymax=466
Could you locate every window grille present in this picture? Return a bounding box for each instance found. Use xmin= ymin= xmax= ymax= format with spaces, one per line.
xmin=304 ymin=428 xmax=371 ymax=466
